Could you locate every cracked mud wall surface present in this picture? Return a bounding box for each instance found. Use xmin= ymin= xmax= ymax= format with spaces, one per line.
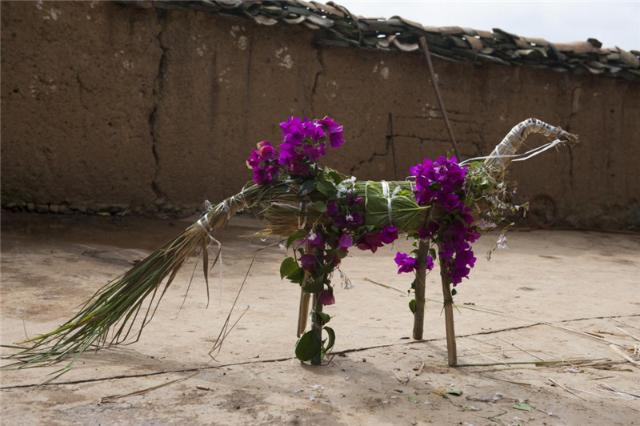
xmin=1 ymin=1 xmax=161 ymax=211
xmin=2 ymin=2 xmax=639 ymax=228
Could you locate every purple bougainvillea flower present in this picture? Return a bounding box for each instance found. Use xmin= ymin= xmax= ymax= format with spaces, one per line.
xmin=246 ymin=140 xmax=279 ymax=185
xmin=280 ymin=116 xmax=305 ymax=145
xmin=302 ymin=119 xmax=326 ymax=142
xmin=277 ymin=150 xmax=293 ymax=167
xmin=345 ymin=192 xmax=356 ymax=205
xmin=439 ymin=244 xmax=455 ymax=261
xmin=411 ymin=155 xmax=467 ymax=207
xmin=440 ymin=193 xmax=463 ymax=213
xmin=418 ymin=222 xmax=439 ymax=240
xmin=347 ymin=192 xmax=364 ymax=206
xmin=299 ymin=254 xmax=317 ymax=272
xmin=338 ymin=233 xmax=353 ymax=250
xmin=345 ymin=192 xmax=364 ymax=207
xmin=319 ymin=116 xmax=345 ymax=148
xmin=327 ymin=200 xmax=339 ymax=217
xmin=356 ymin=225 xmax=398 ymax=253
xmin=319 ymin=288 xmax=335 ymax=305
xmin=276 ymin=116 xmax=346 ymax=178
xmin=246 ymin=141 xmax=276 ymax=169
xmin=356 ymin=232 xmax=383 ymax=252
xmin=345 ymin=212 xmax=364 ymax=228
xmin=425 ymin=255 xmax=434 ymax=270
xmin=325 ymin=252 xmax=342 ymax=268
xmin=302 ymin=142 xmax=326 ymax=161
xmin=380 ymin=225 xmax=398 ymax=244
xmin=394 ymin=252 xmax=435 ymax=274
xmin=329 ymin=132 xmax=345 ymax=149
xmin=408 ymin=155 xmax=480 ymax=284
xmin=278 ymin=142 xmax=299 ymax=166
xmin=394 ymin=252 xmax=416 ymax=274
xmin=466 ymin=228 xmax=481 ymax=243
xmin=277 ymin=116 xmax=340 ymax=177
xmin=306 ymin=231 xmax=325 ymax=249
xmin=289 ymin=160 xmax=311 ymax=177
xmin=252 ymin=168 xmax=277 ymax=185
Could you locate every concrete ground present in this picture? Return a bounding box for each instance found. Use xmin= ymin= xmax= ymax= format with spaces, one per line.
xmin=1 ymin=212 xmax=639 ymax=425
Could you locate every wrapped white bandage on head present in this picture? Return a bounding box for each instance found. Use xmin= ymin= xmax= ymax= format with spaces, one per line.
xmin=464 ymin=118 xmax=577 ymax=172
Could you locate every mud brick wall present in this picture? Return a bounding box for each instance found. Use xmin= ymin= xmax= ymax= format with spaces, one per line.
xmin=2 ymin=2 xmax=639 ymax=228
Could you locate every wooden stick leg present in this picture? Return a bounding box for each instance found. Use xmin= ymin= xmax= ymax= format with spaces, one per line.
xmin=441 ymin=276 xmax=457 ymax=367
xmin=297 ymin=290 xmax=310 ymax=337
xmin=412 ymin=240 xmax=429 ymax=340
xmin=310 ymin=293 xmax=323 ymax=366
xmin=297 ymin=247 xmax=315 ymax=338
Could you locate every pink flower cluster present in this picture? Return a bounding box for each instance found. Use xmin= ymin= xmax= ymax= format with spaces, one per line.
xmin=356 ymin=225 xmax=398 ymax=253
xmin=246 ymin=116 xmax=345 ymax=184
xmin=246 ymin=141 xmax=279 ymax=185
xmin=394 ymin=252 xmax=434 ymax=274
xmin=407 ymin=156 xmax=479 ymax=285
xmin=410 ymin=156 xmax=467 ymax=212
xmin=327 ymin=189 xmax=398 ymax=253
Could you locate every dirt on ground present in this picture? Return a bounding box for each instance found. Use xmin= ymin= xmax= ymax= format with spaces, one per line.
xmin=1 ymin=212 xmax=639 ymax=425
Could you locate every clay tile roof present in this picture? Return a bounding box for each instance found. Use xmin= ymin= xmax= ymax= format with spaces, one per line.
xmin=121 ymin=0 xmax=640 ymax=81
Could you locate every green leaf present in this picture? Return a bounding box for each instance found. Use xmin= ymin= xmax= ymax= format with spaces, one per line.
xmin=286 ymin=229 xmax=307 ymax=248
xmin=279 ymin=256 xmax=305 ymax=285
xmin=315 ymin=312 xmax=331 ymax=325
xmin=513 ymin=402 xmax=533 ymax=411
xmin=316 ymin=179 xmax=337 ymax=198
xmin=451 ymin=288 xmax=457 ymax=296
xmin=335 ymin=249 xmax=348 ymax=259
xmin=288 ymin=268 xmax=305 ymax=285
xmin=295 ymin=330 xmax=321 ymax=361
xmin=309 ymin=201 xmax=327 ymax=214
xmin=299 ymin=180 xmax=316 ymax=196
xmin=302 ymin=277 xmax=323 ymax=293
xmin=325 ymin=169 xmax=346 ymax=184
xmin=321 ymin=262 xmax=338 ymax=276
xmin=323 ymin=326 xmax=336 ymax=353
xmin=280 ymin=257 xmax=298 ymax=279
xmin=409 ymin=299 xmax=417 ymax=313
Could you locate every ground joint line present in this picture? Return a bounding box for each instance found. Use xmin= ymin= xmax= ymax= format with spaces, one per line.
xmin=1 ymin=313 xmax=637 ymax=390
